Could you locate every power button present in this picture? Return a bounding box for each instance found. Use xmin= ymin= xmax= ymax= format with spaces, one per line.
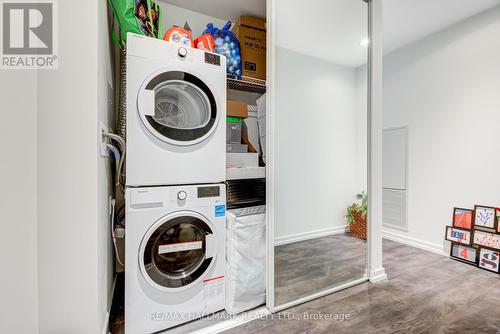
xmin=178 ymin=47 xmax=188 ymax=58
xmin=177 ymin=191 xmax=187 ymax=201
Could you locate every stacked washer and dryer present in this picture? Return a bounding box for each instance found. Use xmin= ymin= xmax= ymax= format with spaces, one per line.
xmin=125 ymin=33 xmax=227 ymax=333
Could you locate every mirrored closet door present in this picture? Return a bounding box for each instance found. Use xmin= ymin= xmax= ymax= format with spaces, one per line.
xmin=268 ymin=0 xmax=369 ymax=309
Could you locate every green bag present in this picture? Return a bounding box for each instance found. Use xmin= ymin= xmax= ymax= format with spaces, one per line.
xmin=108 ymin=0 xmax=163 ymax=47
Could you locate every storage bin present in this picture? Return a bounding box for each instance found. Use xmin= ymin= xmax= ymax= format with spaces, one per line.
xmin=226 ymin=144 xmax=248 ymax=153
xmin=227 ymin=117 xmax=243 ymax=144
xmin=227 ymin=153 xmax=259 ymax=168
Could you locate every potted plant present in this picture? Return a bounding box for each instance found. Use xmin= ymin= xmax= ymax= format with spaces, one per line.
xmin=345 ymin=191 xmax=367 ymax=240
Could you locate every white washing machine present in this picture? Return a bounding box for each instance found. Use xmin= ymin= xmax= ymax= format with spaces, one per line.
xmin=125 ymin=184 xmax=226 ymax=333
xmin=126 ymin=33 xmax=226 ymax=187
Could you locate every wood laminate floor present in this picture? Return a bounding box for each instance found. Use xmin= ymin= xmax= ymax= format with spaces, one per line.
xmin=275 ymin=233 xmax=366 ymax=306
xmin=111 ymin=239 xmax=500 ymax=333
xmin=224 ymin=239 xmax=500 ymax=334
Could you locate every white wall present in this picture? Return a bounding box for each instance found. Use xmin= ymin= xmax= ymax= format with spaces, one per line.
xmin=97 ymin=0 xmax=116 ymax=332
xmin=0 ymin=72 xmax=39 ymax=333
xmin=382 ymin=6 xmax=500 ymax=252
xmin=274 ymin=48 xmax=363 ymax=240
xmin=162 ymin=2 xmax=227 ymax=40
xmin=37 ymin=0 xmax=114 ymax=333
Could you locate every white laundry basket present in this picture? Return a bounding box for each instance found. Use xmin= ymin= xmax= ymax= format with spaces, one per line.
xmin=226 ymin=205 xmax=266 ymax=315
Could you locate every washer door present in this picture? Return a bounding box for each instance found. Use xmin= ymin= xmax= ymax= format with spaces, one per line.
xmin=137 ymin=71 xmax=218 ymax=146
xmin=139 ymin=211 xmax=216 ymax=290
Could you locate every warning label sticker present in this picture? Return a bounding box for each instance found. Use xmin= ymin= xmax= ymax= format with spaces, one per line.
xmin=158 ymin=241 xmax=202 ymax=254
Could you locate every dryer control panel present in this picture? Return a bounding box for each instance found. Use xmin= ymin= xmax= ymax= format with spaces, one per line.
xmin=197 ymin=185 xmax=221 ymax=198
xmin=204 ymin=52 xmax=221 ymax=66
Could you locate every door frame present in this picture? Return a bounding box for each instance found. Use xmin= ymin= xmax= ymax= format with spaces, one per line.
xmin=265 ymin=0 xmax=386 ymax=313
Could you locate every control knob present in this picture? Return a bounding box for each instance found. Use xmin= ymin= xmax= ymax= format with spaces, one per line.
xmin=177 ymin=191 xmax=187 ymax=201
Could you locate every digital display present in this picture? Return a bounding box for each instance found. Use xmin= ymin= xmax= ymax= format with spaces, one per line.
xmin=197 ymin=186 xmax=220 ymax=198
xmin=204 ymin=52 xmax=220 ymax=66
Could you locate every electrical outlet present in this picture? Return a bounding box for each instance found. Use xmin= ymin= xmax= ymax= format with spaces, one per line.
xmin=99 ymin=121 xmax=109 ymax=157
xmin=115 ymin=227 xmax=125 ymax=239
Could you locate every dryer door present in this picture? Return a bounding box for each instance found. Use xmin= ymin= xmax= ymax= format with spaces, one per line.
xmin=137 ymin=71 xmax=219 ymax=146
xmin=139 ymin=211 xmax=217 ymax=290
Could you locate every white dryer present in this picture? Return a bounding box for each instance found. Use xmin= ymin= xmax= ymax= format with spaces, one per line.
xmin=125 ymin=184 xmax=226 ymax=333
xmin=126 ymin=33 xmax=226 ymax=187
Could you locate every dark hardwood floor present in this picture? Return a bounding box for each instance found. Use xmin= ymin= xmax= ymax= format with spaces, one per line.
xmin=275 ymin=233 xmax=366 ymax=306
xmin=111 ymin=239 xmax=500 ymax=333
xmin=224 ymin=239 xmax=500 ymax=334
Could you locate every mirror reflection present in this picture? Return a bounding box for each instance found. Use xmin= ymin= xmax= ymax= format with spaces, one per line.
xmin=273 ymin=0 xmax=369 ymax=307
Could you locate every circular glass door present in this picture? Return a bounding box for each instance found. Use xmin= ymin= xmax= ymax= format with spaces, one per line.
xmin=139 ymin=211 xmax=216 ymax=290
xmin=138 ymin=71 xmax=218 ymax=146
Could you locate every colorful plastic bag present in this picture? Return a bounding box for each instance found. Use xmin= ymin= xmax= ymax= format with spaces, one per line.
xmin=203 ymin=22 xmax=242 ymax=79
xmin=194 ymin=33 xmax=215 ymax=52
xmin=108 ymin=0 xmax=163 ymax=47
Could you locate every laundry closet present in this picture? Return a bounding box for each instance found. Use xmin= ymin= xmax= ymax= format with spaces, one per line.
xmin=107 ymin=0 xmax=372 ymax=333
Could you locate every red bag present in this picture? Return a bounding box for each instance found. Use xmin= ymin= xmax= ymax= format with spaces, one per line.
xmin=194 ymin=33 xmax=215 ymax=52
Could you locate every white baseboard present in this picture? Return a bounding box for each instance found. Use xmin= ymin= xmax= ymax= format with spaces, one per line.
xmin=369 ymin=268 xmax=387 ymax=283
xmin=382 ymin=229 xmax=447 ymax=256
xmin=274 ymin=225 xmax=348 ymax=246
xmin=101 ymin=311 xmax=110 ymax=334
xmin=102 ymin=275 xmax=117 ymax=334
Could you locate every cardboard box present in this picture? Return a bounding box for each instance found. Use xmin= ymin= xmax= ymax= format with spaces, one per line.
xmin=232 ymin=16 xmax=266 ymax=80
xmin=227 ymin=100 xmax=248 ymax=118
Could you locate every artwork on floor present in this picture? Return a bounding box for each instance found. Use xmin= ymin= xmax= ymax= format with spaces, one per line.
xmin=473 ymin=230 xmax=500 ymax=250
xmin=445 ymin=226 xmax=471 ymax=245
xmin=497 ymin=208 xmax=500 ymax=233
xmin=450 ymin=243 xmax=477 ymax=264
xmin=453 ymin=207 xmax=473 ymax=229
xmin=446 ymin=205 xmax=500 ymax=273
xmin=478 ymin=248 xmax=500 ymax=273
xmin=473 ymin=205 xmax=496 ymax=230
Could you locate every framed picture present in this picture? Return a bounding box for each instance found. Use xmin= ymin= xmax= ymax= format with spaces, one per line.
xmin=473 ymin=205 xmax=496 ymax=230
xmin=450 ymin=243 xmax=477 ymax=265
xmin=472 ymin=230 xmax=500 ymax=250
xmin=478 ymin=247 xmax=500 ymax=273
xmin=445 ymin=226 xmax=472 ymax=245
xmin=452 ymin=207 xmax=473 ymax=229
xmin=497 ymin=208 xmax=500 ymax=233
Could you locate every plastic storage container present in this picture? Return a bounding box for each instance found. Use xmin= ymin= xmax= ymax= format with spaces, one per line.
xmin=227 ymin=144 xmax=248 ymax=153
xmin=227 ymin=117 xmax=243 ymax=144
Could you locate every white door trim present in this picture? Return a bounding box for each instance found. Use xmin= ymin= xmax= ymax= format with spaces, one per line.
xmin=265 ymin=0 xmax=276 ymax=313
xmin=367 ymin=0 xmax=387 ymax=284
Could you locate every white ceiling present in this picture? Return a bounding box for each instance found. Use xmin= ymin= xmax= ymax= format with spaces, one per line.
xmin=163 ymin=0 xmax=266 ymax=22
xmin=275 ymin=0 xmax=368 ymax=67
xmin=162 ymin=0 xmax=500 ymax=67
xmin=383 ymin=0 xmax=500 ymax=55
